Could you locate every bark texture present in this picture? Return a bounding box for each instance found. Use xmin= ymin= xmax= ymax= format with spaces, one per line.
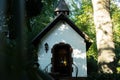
xmin=92 ymin=0 xmax=116 ymax=73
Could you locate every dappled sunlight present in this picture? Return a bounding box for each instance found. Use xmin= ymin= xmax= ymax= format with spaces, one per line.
xmin=58 ymin=22 xmax=69 ymax=31
xmin=54 ymin=32 xmax=58 ymax=35
xmin=61 ymin=39 xmax=66 ymax=43
xmin=92 ymin=0 xmax=117 ymax=74
xmin=101 ymin=64 xmax=113 ymax=73
xmin=82 ymin=64 xmax=87 ymax=71
xmin=98 ymin=49 xmax=115 ymax=63
xmin=73 ymin=49 xmax=86 ymax=59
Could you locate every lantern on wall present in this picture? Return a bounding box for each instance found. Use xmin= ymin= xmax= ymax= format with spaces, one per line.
xmin=44 ymin=43 xmax=49 ymax=53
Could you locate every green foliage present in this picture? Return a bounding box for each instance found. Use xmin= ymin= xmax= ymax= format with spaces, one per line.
xmin=70 ymin=0 xmax=120 ymax=76
xmin=73 ymin=0 xmax=95 ymax=40
xmin=27 ymin=0 xmax=57 ymax=41
xmin=111 ymin=3 xmax=120 ymax=74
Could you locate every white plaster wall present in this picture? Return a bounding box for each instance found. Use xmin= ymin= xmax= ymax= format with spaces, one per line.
xmin=38 ymin=21 xmax=87 ymax=77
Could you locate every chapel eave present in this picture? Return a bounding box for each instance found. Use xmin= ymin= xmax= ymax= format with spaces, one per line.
xmin=32 ymin=13 xmax=92 ymax=50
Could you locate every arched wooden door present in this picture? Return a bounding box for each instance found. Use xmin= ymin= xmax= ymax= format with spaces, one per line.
xmin=51 ymin=42 xmax=73 ymax=77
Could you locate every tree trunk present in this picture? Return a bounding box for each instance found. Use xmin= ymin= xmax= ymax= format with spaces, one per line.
xmin=92 ymin=0 xmax=116 ymax=73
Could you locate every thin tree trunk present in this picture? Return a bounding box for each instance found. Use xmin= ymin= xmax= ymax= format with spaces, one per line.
xmin=92 ymin=0 xmax=116 ymax=73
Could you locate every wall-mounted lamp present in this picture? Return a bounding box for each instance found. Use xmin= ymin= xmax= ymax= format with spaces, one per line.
xmin=44 ymin=43 xmax=49 ymax=53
